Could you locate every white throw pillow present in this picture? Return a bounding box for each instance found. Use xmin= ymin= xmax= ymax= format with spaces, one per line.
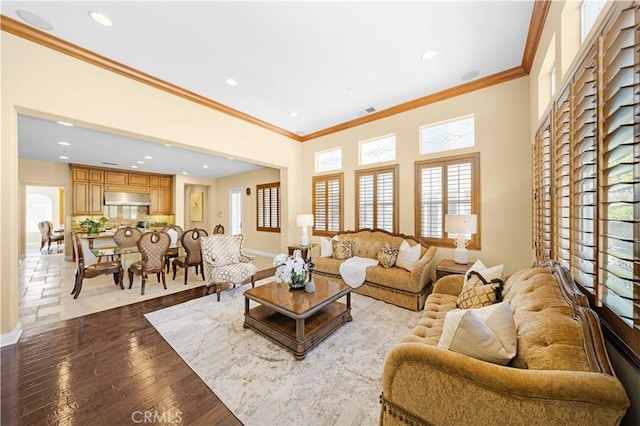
xmin=395 ymin=240 xmax=421 ymax=271
xmin=319 ymin=237 xmax=333 ymax=257
xmin=464 ymin=260 xmax=504 ymax=284
xmin=437 ymin=301 xmax=517 ymax=365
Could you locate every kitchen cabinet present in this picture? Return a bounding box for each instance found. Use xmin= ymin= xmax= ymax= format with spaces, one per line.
xmin=105 ymin=171 xmax=128 ymax=185
xmin=73 ymin=181 xmax=104 ymax=215
xmin=150 ymin=186 xmax=172 ymax=214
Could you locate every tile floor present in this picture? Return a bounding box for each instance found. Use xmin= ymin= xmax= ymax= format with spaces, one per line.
xmin=18 ymin=242 xmax=275 ymax=330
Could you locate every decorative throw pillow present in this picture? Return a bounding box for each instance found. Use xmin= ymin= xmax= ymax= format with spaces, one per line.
xmin=437 ymin=301 xmax=517 ymax=365
xmin=332 ymin=239 xmax=352 ymax=260
xmin=377 ymin=243 xmax=399 ymax=268
xmin=319 ymin=237 xmax=334 ymax=257
xmin=456 ymin=270 xmax=505 ymax=309
xmin=395 ymin=240 xmax=421 ymax=271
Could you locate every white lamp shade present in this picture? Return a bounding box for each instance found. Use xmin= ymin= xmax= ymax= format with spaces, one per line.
xmin=296 ymin=214 xmax=314 ymax=227
xmin=445 ymin=214 xmax=477 ymax=235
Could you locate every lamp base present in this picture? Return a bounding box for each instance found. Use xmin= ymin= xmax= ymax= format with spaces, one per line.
xmin=453 ymin=234 xmax=469 ymax=264
xmin=300 ymin=235 xmax=309 ymax=247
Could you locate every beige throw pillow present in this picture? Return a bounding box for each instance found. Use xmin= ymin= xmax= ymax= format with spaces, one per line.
xmin=332 ymin=239 xmax=352 ymax=260
xmin=377 ymin=243 xmax=399 ymax=268
xmin=437 ymin=301 xmax=517 ymax=365
xmin=319 ymin=237 xmax=333 ymax=257
xmin=456 ymin=271 xmax=504 ymax=309
xmin=395 ymin=240 xmax=421 ymax=271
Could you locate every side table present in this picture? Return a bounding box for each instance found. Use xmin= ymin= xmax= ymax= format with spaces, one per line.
xmin=435 ymin=259 xmax=473 ymax=281
xmin=287 ymin=244 xmax=317 ymax=259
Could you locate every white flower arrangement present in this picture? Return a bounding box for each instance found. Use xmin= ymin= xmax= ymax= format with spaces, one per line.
xmin=274 ymin=249 xmax=308 ymax=287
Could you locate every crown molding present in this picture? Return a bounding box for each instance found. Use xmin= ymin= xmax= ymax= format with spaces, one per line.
xmin=301 ymin=66 xmax=527 ymax=141
xmin=522 ymin=0 xmax=552 ymax=73
xmin=0 ymin=15 xmax=304 ymax=142
xmin=2 ymin=1 xmax=547 ymax=144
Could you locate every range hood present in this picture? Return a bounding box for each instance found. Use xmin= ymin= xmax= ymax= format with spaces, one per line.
xmin=104 ymin=191 xmax=152 ymax=206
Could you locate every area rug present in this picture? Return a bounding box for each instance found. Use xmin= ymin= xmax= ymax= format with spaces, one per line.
xmin=144 ymin=279 xmax=422 ymax=426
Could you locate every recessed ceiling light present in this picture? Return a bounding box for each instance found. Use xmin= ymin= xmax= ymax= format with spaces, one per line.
xmin=422 ymin=50 xmax=438 ymax=61
xmin=144 ymin=155 xmax=152 ymax=159
xmin=89 ymin=11 xmax=112 ymax=27
xmin=57 ymin=141 xmax=71 ymax=146
xmin=57 ymin=121 xmax=74 ymax=127
xmin=137 ymin=161 xmax=144 ymax=164
xmin=182 ymin=171 xmax=188 ymax=175
xmin=289 ymin=112 xmax=298 ymax=117
xmin=16 ymin=9 xmax=53 ymax=31
xmin=225 ymin=78 xmax=237 ymax=87
xmin=203 ymin=165 xmax=209 ymax=168
xmin=227 ymin=157 xmax=234 ymax=161
xmin=164 ymin=143 xmax=172 ymax=147
xmin=131 ymin=165 xmax=138 ymax=169
xmin=58 ymin=155 xmax=69 ymax=160
xmin=462 ymin=70 xmax=480 ymax=81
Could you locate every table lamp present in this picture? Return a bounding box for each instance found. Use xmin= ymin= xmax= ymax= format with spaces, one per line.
xmin=445 ymin=214 xmax=477 ymax=264
xmin=296 ymin=214 xmax=314 ymax=247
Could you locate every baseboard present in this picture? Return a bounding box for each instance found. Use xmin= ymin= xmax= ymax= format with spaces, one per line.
xmin=1 ymin=321 xmax=23 ymax=347
xmin=244 ymin=248 xmax=276 ymax=258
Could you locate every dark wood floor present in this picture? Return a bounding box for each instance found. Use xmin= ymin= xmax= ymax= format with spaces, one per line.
xmin=2 ymin=269 xmax=275 ymax=425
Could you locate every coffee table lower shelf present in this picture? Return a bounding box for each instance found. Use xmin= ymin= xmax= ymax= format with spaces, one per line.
xmin=244 ymin=302 xmax=351 ymax=359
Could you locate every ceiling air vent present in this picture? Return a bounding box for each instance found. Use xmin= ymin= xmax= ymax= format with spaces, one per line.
xmin=101 ymin=161 xmax=118 ymax=166
xmin=365 ymin=107 xmax=376 ymax=113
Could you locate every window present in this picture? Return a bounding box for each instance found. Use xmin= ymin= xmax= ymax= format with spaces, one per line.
xmin=256 ymin=182 xmax=280 ymax=232
xmin=415 ymin=153 xmax=480 ymax=249
xmin=359 ymin=135 xmax=396 ymax=165
xmin=312 ymin=173 xmax=343 ymax=236
xmin=355 ymin=165 xmax=398 ymax=233
xmin=580 ymin=0 xmax=607 ymax=42
xmin=315 ymin=147 xmax=342 ymax=173
xmin=420 ymin=115 xmax=474 ymax=155
xmin=532 ymin=2 xmax=639 ymax=363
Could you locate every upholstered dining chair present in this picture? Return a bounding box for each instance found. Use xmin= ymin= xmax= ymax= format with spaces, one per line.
xmin=162 ymin=224 xmax=184 ymax=273
xmin=113 ymin=226 xmax=143 ymax=271
xmin=128 ymin=231 xmax=171 ymax=295
xmin=201 ymin=234 xmax=256 ymax=301
xmin=172 ymin=228 xmax=207 ymax=285
xmin=213 ymin=224 xmax=225 ymax=234
xmin=38 ymin=220 xmax=64 ymax=252
xmin=71 ymin=232 xmax=123 ymax=299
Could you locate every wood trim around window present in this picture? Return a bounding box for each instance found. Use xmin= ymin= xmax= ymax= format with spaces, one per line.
xmin=256 ymin=182 xmax=281 ymax=233
xmin=354 ymin=164 xmax=399 ymax=233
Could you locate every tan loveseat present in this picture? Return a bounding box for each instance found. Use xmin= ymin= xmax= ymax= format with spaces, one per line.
xmin=312 ymin=229 xmax=436 ymax=310
xmin=380 ymin=261 xmax=630 ymax=425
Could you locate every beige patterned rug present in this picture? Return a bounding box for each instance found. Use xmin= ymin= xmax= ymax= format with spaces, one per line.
xmin=145 ymin=279 xmax=422 ymax=426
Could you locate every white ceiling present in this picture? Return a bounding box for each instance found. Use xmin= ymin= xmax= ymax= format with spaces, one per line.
xmin=4 ymin=0 xmax=535 ymax=178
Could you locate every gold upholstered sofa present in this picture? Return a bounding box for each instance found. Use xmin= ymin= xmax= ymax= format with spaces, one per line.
xmin=380 ymin=261 xmax=630 ymax=425
xmin=311 ymin=229 xmax=436 ymax=311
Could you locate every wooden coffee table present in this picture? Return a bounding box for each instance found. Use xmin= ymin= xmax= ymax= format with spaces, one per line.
xmin=243 ymin=276 xmax=352 ymax=359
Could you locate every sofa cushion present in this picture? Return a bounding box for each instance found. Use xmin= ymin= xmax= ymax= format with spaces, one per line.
xmin=402 ymin=292 xmax=458 ymax=346
xmin=437 ymin=301 xmax=517 ymax=365
xmin=365 ymin=265 xmax=421 ymax=293
xmin=457 ymin=271 xmax=504 ymax=309
xmin=395 ymin=240 xmax=421 ymax=271
xmin=378 ymin=243 xmax=398 ymax=268
xmin=313 ymin=256 xmax=343 ymax=276
xmin=332 ymin=239 xmax=352 ymax=260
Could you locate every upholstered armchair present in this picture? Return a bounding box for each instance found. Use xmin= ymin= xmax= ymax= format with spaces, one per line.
xmin=201 ymin=234 xmax=256 ymax=301
xmin=128 ymin=231 xmax=171 ymax=295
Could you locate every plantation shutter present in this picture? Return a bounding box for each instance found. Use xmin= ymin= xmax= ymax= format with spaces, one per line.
xmin=571 ymin=45 xmax=598 ymax=293
xmin=256 ymin=182 xmax=280 ymax=232
xmin=313 ymin=173 xmax=343 ymax=236
xmin=355 ymin=166 xmax=398 ymax=233
xmin=533 ymin=115 xmax=552 ymax=260
xmin=597 ymin=4 xmax=639 ymax=338
xmin=419 ymin=165 xmax=443 ymax=239
xmin=554 ymin=86 xmax=571 ymax=269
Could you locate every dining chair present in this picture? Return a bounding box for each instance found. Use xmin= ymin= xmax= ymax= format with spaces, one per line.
xmin=38 ymin=220 xmax=64 ymax=252
xmin=201 ymin=234 xmax=256 ymax=301
xmin=213 ymin=224 xmax=225 ymax=234
xmin=113 ymin=226 xmax=143 ymax=270
xmin=162 ymin=224 xmax=184 ymax=273
xmin=71 ymin=232 xmax=123 ymax=299
xmin=172 ymin=228 xmax=208 ymax=285
xmin=128 ymin=231 xmax=171 ymax=295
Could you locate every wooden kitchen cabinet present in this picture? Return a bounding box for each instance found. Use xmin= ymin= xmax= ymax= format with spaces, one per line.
xmin=73 ymin=181 xmax=104 ymax=215
xmin=150 ymin=186 xmax=172 ymax=214
xmin=105 ymin=171 xmax=128 ymax=185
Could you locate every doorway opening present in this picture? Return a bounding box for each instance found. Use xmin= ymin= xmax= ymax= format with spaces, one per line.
xmin=25 ymin=185 xmax=65 ymax=255
xmin=229 ymin=188 xmax=243 ymax=235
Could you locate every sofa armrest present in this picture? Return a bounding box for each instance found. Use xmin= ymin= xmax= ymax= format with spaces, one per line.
xmin=409 ymin=246 xmax=437 ymax=289
xmin=381 ymin=342 xmax=629 ymax=425
xmin=432 ymin=275 xmax=464 ymax=296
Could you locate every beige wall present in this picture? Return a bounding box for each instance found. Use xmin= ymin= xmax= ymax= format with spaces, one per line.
xmin=18 ymin=159 xmax=73 ymax=257
xmin=302 ymin=77 xmax=532 ymax=277
xmin=215 ymin=167 xmax=282 ymax=254
xmin=1 ymin=33 xmax=303 ymax=335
